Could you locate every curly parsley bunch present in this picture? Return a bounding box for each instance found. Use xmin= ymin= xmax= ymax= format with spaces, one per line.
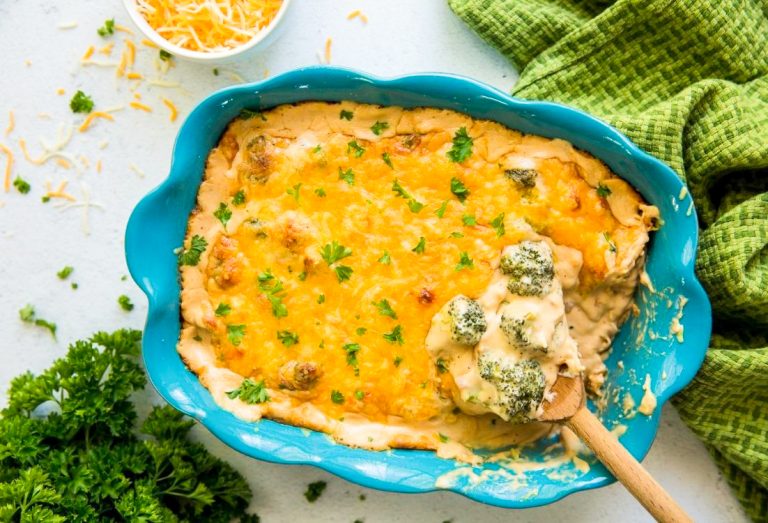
xmin=0 ymin=329 xmax=257 ymax=522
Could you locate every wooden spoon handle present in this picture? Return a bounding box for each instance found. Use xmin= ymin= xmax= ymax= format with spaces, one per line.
xmin=566 ymin=407 xmax=693 ymax=523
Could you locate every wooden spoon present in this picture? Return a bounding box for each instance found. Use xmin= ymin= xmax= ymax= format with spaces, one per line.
xmin=541 ymin=375 xmax=692 ymax=523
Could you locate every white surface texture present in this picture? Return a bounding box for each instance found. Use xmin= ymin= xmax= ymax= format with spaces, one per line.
xmin=0 ymin=1 xmax=745 ymax=522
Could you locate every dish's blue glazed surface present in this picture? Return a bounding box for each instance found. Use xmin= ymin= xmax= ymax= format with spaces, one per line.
xmin=125 ymin=67 xmax=711 ymax=509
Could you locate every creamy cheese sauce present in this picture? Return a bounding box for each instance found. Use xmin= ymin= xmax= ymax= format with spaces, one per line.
xmin=177 ymin=102 xmax=658 ymax=458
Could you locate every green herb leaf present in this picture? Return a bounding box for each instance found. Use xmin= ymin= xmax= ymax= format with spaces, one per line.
xmin=179 ymin=235 xmax=208 ymax=266
xmin=343 ymin=343 xmax=360 ymax=367
xmin=356 ymin=327 xmax=367 ymax=336
xmin=370 ymin=121 xmax=389 ymax=136
xmin=383 ymin=325 xmax=404 ymax=345
xmin=320 ymin=241 xmax=352 ymax=265
xmin=159 ymin=49 xmax=172 ymax=61
xmin=435 ymin=200 xmax=449 ymax=218
xmin=412 ymin=236 xmax=426 ymax=254
xmin=214 ymin=202 xmax=232 ymax=228
xmin=227 ymin=378 xmax=269 ymax=404
xmin=436 ymin=357 xmax=449 ymax=373
xmin=347 ymin=140 xmax=365 ymax=158
xmin=450 ymin=177 xmax=470 ymax=203
xmin=393 ymin=356 xmax=403 ymax=367
xmin=382 ymin=152 xmax=393 ymax=168
xmin=239 ymin=108 xmax=267 ymax=121
xmin=392 ymin=179 xmax=424 ymax=213
xmin=603 ymin=232 xmax=617 ymax=253
xmin=18 ymin=304 xmax=57 ymax=338
xmin=447 ymin=127 xmax=473 ymax=163
xmin=597 ymin=183 xmax=612 ymax=198
xmin=317 ymin=294 xmax=326 ymax=304
xmin=215 ymin=303 xmax=232 ymax=316
xmin=490 ymin=212 xmax=505 ymax=237
xmin=286 ymin=183 xmax=302 ymax=201
xmin=96 ymin=18 xmax=115 ymax=37
xmin=277 ymin=330 xmax=299 ymax=347
xmin=354 ymin=390 xmax=365 ymax=401
xmin=117 ymin=294 xmax=134 ymax=312
xmin=462 ymin=213 xmax=477 ymax=226
xmin=338 ymin=167 xmax=355 ymax=185
xmin=13 ymin=176 xmax=31 ymax=194
xmin=69 ymin=90 xmax=94 ymax=113
xmin=331 ymin=390 xmax=345 ymax=404
xmin=449 ymin=232 xmax=464 ymax=238
xmin=232 ymin=190 xmax=246 ymax=206
xmin=339 ymin=109 xmax=354 ymax=121
xmin=334 ymin=265 xmax=353 ymax=282
xmin=438 ymin=433 xmax=449 ymax=443
xmin=57 ymin=266 xmax=73 ymax=279
xmin=377 ymin=251 xmax=392 ymax=265
xmin=268 ymin=294 xmax=288 ymax=318
xmin=455 ymin=251 xmax=474 ymax=271
xmin=314 ymin=187 xmax=327 ymax=197
xmin=227 ymin=324 xmax=246 ymax=346
xmin=373 ymin=299 xmax=397 ymax=319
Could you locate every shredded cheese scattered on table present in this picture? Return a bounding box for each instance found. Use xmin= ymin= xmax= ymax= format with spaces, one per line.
xmin=115 ymin=24 xmax=135 ymax=35
xmin=82 ymin=46 xmax=95 ymax=60
xmin=5 ymin=111 xmax=14 ymax=136
xmin=78 ymin=112 xmax=114 ymax=132
xmin=99 ymin=43 xmax=114 ymax=55
xmin=0 ymin=143 xmax=13 ymax=192
xmin=141 ymin=38 xmax=158 ymax=48
xmin=347 ymin=10 xmax=368 ymax=24
xmin=134 ymin=0 xmax=283 ymax=52
xmin=162 ymin=98 xmax=179 ymax=122
xmin=129 ymin=101 xmax=152 ymax=112
xmin=324 ymin=37 xmax=332 ymax=64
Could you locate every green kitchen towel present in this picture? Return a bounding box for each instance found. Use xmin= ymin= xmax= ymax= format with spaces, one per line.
xmin=448 ymin=0 xmax=768 ymax=520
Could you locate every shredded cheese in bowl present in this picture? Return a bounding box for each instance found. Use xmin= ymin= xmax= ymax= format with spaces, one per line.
xmin=126 ymin=0 xmax=287 ymax=60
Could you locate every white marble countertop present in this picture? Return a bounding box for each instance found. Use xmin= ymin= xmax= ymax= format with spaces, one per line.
xmin=0 ymin=0 xmax=745 ymax=521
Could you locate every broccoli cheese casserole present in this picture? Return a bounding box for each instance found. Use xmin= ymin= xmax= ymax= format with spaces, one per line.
xmin=177 ymin=102 xmax=659 ymax=458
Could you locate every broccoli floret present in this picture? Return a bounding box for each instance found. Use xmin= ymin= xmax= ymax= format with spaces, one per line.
xmin=500 ymin=241 xmax=554 ymax=296
xmin=504 ymin=168 xmax=538 ymax=188
xmin=499 ymin=311 xmax=547 ymax=353
xmin=446 ymin=295 xmax=487 ymax=346
xmin=478 ymin=356 xmax=545 ymax=422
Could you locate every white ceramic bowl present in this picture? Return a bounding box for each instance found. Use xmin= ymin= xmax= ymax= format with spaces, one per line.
xmin=121 ymin=0 xmax=292 ymax=64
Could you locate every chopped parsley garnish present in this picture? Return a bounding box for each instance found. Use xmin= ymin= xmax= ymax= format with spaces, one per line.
xmin=317 ymin=294 xmax=326 ymax=304
xmin=462 ymin=213 xmax=477 ymax=226
xmin=343 ymin=343 xmax=361 ymax=367
xmin=18 ymin=304 xmax=56 ymax=338
xmin=412 ymin=236 xmax=426 ymax=254
xmin=455 ymin=252 xmax=474 ymax=271
xmin=338 ymin=167 xmax=355 ymax=185
xmin=355 ymin=390 xmax=365 ymax=401
xmin=450 ymin=177 xmax=470 ymax=203
xmin=436 ymin=357 xmax=449 ymax=373
xmin=286 ymin=182 xmax=302 ymax=201
xmin=393 ymin=356 xmax=403 ymax=367
xmin=298 ymin=271 xmax=307 ymax=281
xmin=71 ymin=283 xmax=78 ymax=289
xmin=339 ymin=109 xmax=354 ymax=121
xmin=213 ymin=67 xmax=220 ymax=76
xmin=117 ymin=294 xmax=134 ymax=312
xmin=490 ymin=212 xmax=506 ymax=237
xmin=334 ymin=265 xmax=353 ymax=282
xmin=435 ymin=200 xmax=449 ymax=218
xmin=314 ymin=187 xmax=327 ymax=197
xmin=331 ymin=390 xmax=345 ymax=404
xmin=449 ymin=232 xmax=464 ymax=238
xmin=373 ymin=299 xmax=397 ymax=319
xmin=13 ymin=176 xmax=30 ymax=194
xmin=277 ymin=330 xmax=299 ymax=347
xmin=69 ymin=90 xmax=94 ymax=113
xmin=178 ymin=235 xmax=207 ymax=266
xmin=232 ymin=190 xmax=246 ymax=206
xmin=370 ymin=121 xmax=389 ymax=135
xmin=226 ymin=324 xmax=246 ymax=346
xmin=377 ymin=251 xmax=392 ymax=264
xmin=438 ymin=433 xmax=449 ymax=443
xmin=597 ymin=183 xmax=612 ymax=198
xmin=57 ymin=266 xmax=73 ymax=279
xmin=239 ymin=108 xmax=267 ymax=121
xmin=382 ymin=152 xmax=393 ymax=168
xmin=383 ymin=325 xmax=404 ymax=345
xmin=96 ymin=18 xmax=115 ymax=37
xmin=347 ymin=140 xmax=365 ymax=157
xmin=391 ymin=179 xmax=424 ymax=213
xmin=258 ymin=270 xmax=288 ymax=318
xmin=226 ymin=378 xmax=269 ymax=403
xmin=159 ymin=49 xmax=172 ymax=61
xmin=215 ymin=303 xmax=231 ymax=316
xmin=604 ymin=232 xmax=617 ymax=253
xmin=213 ymin=202 xmax=232 ymax=228
xmin=356 ymin=327 xmax=367 ymax=336
xmin=447 ymin=127 xmax=473 ymax=163
xmin=321 ymin=241 xmax=352 ymax=265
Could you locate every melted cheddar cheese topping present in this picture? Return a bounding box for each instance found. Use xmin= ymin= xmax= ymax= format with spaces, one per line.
xmin=178 ymin=102 xmax=658 ymax=455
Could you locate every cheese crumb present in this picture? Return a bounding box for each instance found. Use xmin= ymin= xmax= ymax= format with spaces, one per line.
xmin=637 ymin=374 xmax=657 ymax=416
